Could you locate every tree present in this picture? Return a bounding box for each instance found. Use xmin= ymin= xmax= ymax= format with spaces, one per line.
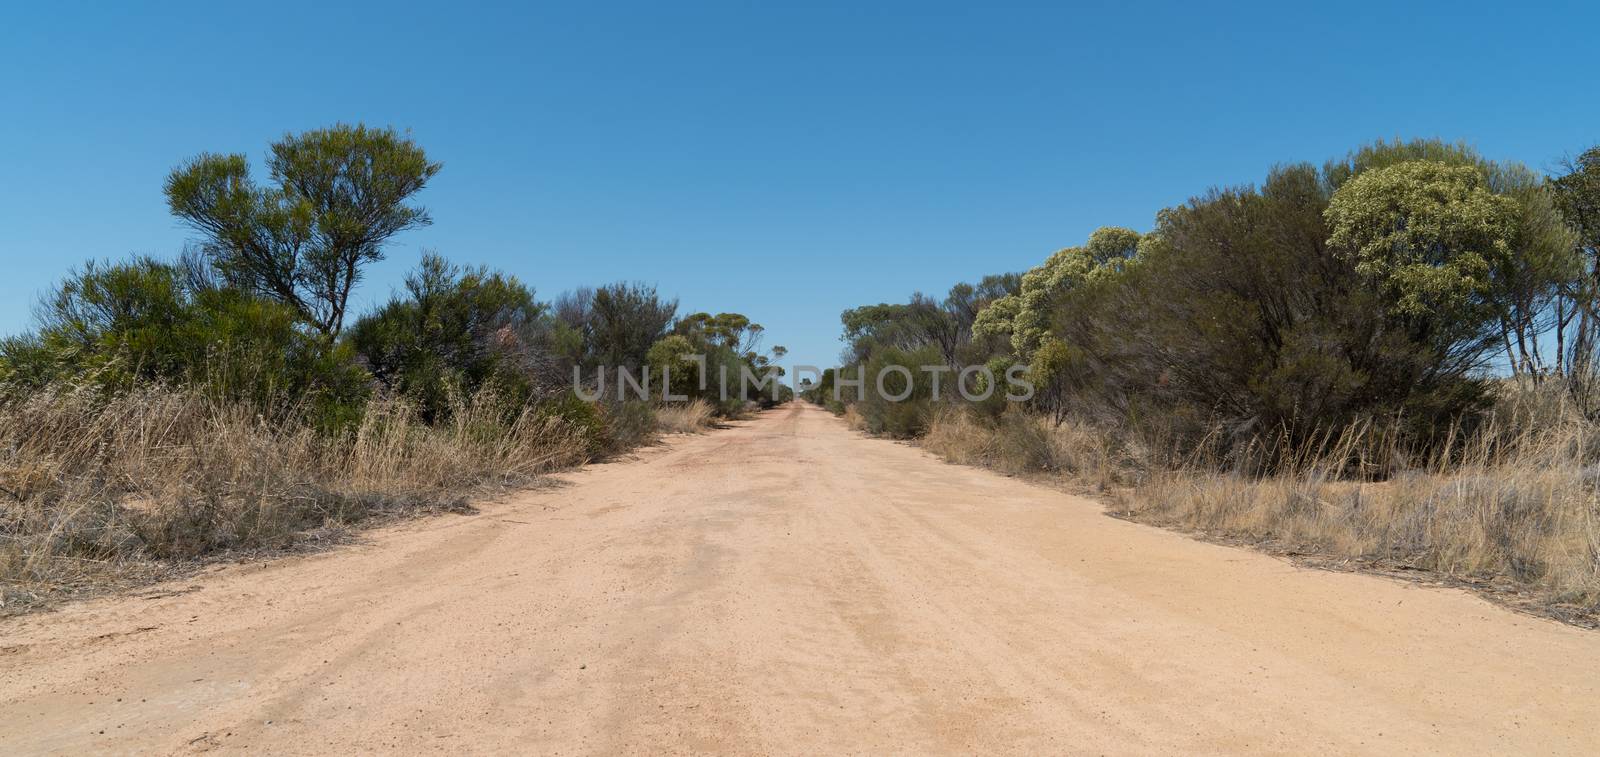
xmin=839 ymin=273 xmax=1019 ymax=374
xmin=1324 ymin=139 xmax=1577 ymax=377
xmin=1326 ymin=161 xmax=1518 ymax=332
xmin=1552 ymin=146 xmax=1600 ymax=386
xmin=675 ymin=312 xmax=766 ymax=353
xmin=1324 ymin=158 xmax=1579 ymax=381
xmin=973 ymin=227 xmax=1139 ymax=361
xmin=1487 ymin=163 xmax=1580 ymax=378
xmin=165 ymin=124 xmax=441 ymax=338
xmin=944 ymin=273 xmax=1021 ymax=329
xmin=589 ymin=282 xmax=677 ymax=369
xmin=654 ymin=312 xmax=786 ymax=407
xmin=646 ymin=334 xmax=700 ymax=399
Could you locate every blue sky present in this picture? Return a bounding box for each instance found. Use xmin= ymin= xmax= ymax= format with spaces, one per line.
xmin=3 ymin=1 xmax=1598 ymax=370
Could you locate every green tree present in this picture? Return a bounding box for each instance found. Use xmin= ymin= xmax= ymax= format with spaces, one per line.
xmin=675 ymin=312 xmax=752 ymax=349
xmin=589 ymin=282 xmax=677 ymax=369
xmin=1324 ymin=158 xmax=1577 ymax=380
xmin=972 ymin=227 xmax=1139 ymax=361
xmin=165 ymin=124 xmax=441 ymax=337
xmin=840 ymin=275 xmax=1017 ymax=372
xmin=651 ymin=312 xmax=786 ymax=410
xmin=1324 ymin=139 xmax=1577 ymax=376
xmin=645 ymin=334 xmax=700 ymax=400
xmin=1326 ymin=161 xmax=1518 ymax=328
xmin=1552 ymin=146 xmax=1600 ymax=386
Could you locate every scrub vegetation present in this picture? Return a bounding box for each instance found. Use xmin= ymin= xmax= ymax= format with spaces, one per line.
xmin=811 ymin=139 xmax=1600 ymax=624
xmin=0 ymin=124 xmax=784 ymax=611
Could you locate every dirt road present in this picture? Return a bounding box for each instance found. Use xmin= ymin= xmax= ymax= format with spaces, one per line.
xmin=3 ymin=402 xmax=1598 ymax=754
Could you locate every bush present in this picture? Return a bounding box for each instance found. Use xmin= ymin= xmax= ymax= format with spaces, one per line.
xmin=647 ymin=317 xmax=785 ymax=415
xmin=0 ymin=257 xmax=369 ymax=428
xmin=598 ymin=400 xmax=657 ymax=452
xmin=588 ymin=282 xmax=677 ymax=370
xmin=535 ymin=391 xmax=607 ymax=457
xmin=349 ymin=254 xmax=545 ymax=422
xmin=854 ymin=345 xmax=943 ymax=438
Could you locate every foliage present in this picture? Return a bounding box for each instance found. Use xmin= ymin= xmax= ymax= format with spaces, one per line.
xmin=830 ymin=139 xmax=1580 ymax=471
xmin=1554 ymin=146 xmax=1600 ymax=264
xmin=588 ymin=282 xmax=677 ymax=370
xmin=1324 ymin=139 xmax=1578 ymax=377
xmin=1050 ymin=161 xmax=1496 ymax=457
xmin=645 ymin=334 xmax=700 ymax=400
xmin=1551 ymin=146 xmax=1600 ymax=399
xmin=852 ymin=345 xmax=944 ymax=438
xmin=675 ymin=311 xmax=763 ymax=351
xmin=535 ymin=391 xmax=608 ymax=456
xmin=597 ymin=399 xmax=657 ymax=451
xmin=649 ymin=312 xmax=787 ymax=412
xmin=0 ymin=257 xmax=368 ymax=427
xmin=1326 ymin=161 xmax=1518 ymax=325
xmin=349 ymin=254 xmax=545 ymax=422
xmin=165 ymin=124 xmax=441 ymax=337
xmin=972 ymin=227 xmax=1138 ymax=361
xmin=842 ymin=274 xmax=1019 ymax=370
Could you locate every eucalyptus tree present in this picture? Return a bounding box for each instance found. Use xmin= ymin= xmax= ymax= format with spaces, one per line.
xmin=1552 ymin=146 xmax=1600 ymax=386
xmin=165 ymin=124 xmax=441 ymax=338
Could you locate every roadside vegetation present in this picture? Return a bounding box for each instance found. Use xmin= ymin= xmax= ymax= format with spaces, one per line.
xmin=809 ymin=139 xmax=1600 ymax=625
xmin=0 ymin=124 xmax=781 ymax=612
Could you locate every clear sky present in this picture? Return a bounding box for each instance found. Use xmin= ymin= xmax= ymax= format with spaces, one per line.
xmin=3 ymin=0 xmax=1598 ymax=370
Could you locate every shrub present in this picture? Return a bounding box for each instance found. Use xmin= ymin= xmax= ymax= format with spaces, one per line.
xmin=349 ymin=254 xmax=545 ymax=422
xmin=536 ymin=391 xmax=608 ymax=457
xmin=646 ymin=334 xmax=699 ymax=400
xmin=598 ymin=401 xmax=657 ymax=452
xmin=854 ymin=345 xmax=943 ymax=438
xmin=0 ymin=258 xmax=369 ymax=427
xmin=923 ymin=405 xmax=1127 ymax=486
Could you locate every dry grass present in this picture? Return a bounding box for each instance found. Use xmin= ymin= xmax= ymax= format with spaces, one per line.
xmin=922 ymin=406 xmax=1129 ymax=490
xmin=0 ymin=384 xmax=595 ymax=612
xmin=922 ymin=385 xmax=1600 ymax=624
xmin=841 ymin=405 xmax=867 ymax=432
xmin=654 ymin=399 xmax=715 ymax=434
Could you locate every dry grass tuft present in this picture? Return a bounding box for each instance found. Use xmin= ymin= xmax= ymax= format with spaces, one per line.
xmin=654 ymin=400 xmax=715 ymax=434
xmin=841 ymin=405 xmax=867 ymax=432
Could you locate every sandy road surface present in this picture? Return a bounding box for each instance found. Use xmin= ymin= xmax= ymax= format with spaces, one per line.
xmin=3 ymin=402 xmax=1599 ymax=754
